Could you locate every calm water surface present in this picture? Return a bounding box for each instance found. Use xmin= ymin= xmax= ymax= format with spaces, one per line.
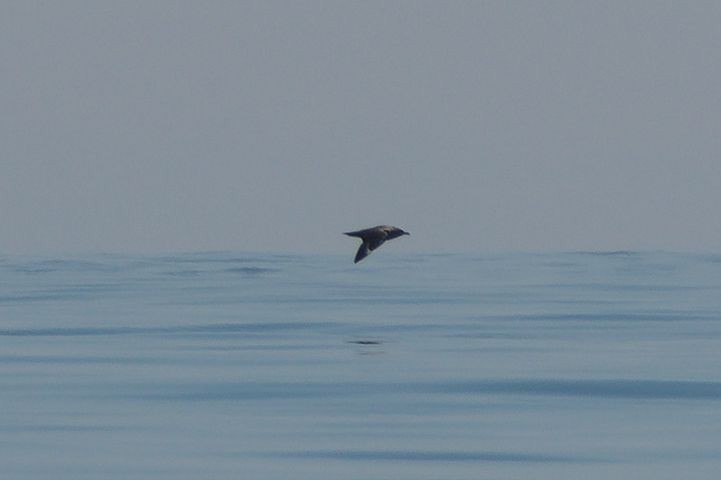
xmin=1 ymin=252 xmax=721 ymax=479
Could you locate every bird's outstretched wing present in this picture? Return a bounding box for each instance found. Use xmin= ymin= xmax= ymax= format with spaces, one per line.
xmin=354 ymin=242 xmax=370 ymax=263
xmin=344 ymin=227 xmax=375 ymax=238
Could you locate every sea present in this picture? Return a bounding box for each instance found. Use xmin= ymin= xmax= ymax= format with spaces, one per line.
xmin=1 ymin=251 xmax=721 ymax=479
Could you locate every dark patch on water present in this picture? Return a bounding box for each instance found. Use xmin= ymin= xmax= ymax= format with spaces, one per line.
xmin=0 ymin=292 xmax=86 ymax=303
xmin=431 ymin=379 xmax=721 ymax=400
xmin=133 ymin=378 xmax=721 ymax=402
xmin=7 ymin=265 xmax=58 ymax=274
xmin=274 ymin=449 xmax=592 ymax=463
xmin=0 ymin=355 xmax=172 ymax=365
xmin=223 ymin=266 xmax=278 ymax=275
xmin=134 ymin=381 xmax=356 ymax=401
xmin=570 ymin=250 xmax=640 ymax=257
xmin=0 ymin=283 xmax=129 ymax=303
xmin=4 ymin=259 xmax=121 ymax=274
xmin=163 ymin=269 xmax=204 ymax=277
xmin=533 ymin=282 xmax=721 ymax=293
xmin=496 ymin=312 xmax=713 ymax=323
xmin=157 ymin=252 xmax=294 ymax=265
xmin=0 ymin=424 xmax=135 ymax=433
xmin=160 ymin=266 xmax=278 ymax=277
xmin=0 ymin=322 xmax=331 ymax=337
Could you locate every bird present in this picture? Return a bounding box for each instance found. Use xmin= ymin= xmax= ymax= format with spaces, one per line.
xmin=344 ymin=225 xmax=410 ymax=263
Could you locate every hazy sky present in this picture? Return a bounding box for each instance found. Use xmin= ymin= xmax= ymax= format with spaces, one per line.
xmin=2 ymin=1 xmax=720 ymax=254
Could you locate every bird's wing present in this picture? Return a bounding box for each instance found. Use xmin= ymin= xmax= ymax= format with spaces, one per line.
xmin=354 ymin=242 xmax=370 ymax=263
xmin=344 ymin=227 xmax=376 ymax=238
xmin=346 ymin=227 xmax=389 ymax=263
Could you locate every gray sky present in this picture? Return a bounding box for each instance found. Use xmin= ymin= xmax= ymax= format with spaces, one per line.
xmin=2 ymin=1 xmax=720 ymax=254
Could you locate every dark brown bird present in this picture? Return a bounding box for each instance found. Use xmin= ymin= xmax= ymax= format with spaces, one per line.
xmin=344 ymin=225 xmax=410 ymax=263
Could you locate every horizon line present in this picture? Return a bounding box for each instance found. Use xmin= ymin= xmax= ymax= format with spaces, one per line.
xmin=2 ymin=248 xmax=720 ymax=258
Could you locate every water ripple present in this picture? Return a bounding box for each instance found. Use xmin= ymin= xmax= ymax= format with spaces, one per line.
xmin=131 ymin=378 xmax=721 ymax=402
xmin=0 ymin=322 xmax=331 ymax=337
xmin=432 ymin=379 xmax=721 ymax=400
xmin=275 ymin=449 xmax=592 ymax=463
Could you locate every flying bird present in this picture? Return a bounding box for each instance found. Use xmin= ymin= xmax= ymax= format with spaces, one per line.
xmin=344 ymin=225 xmax=410 ymax=263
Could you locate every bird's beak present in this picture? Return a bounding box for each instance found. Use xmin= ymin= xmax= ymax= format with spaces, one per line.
xmin=404 ymin=231 xmax=410 ymax=235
